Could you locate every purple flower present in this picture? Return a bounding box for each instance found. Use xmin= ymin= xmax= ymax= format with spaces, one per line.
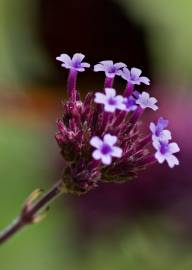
xmin=121 ymin=67 xmax=150 ymax=85
xmin=56 ymin=53 xmax=90 ymax=72
xmin=55 ymin=53 xmax=179 ymax=194
xmin=136 ymin=91 xmax=158 ymax=111
xmin=90 ymin=134 xmax=123 ymax=165
xmin=94 ymin=88 xmax=125 ymax=112
xmin=94 ymin=61 xmax=126 ymax=78
xmin=153 ymin=140 xmax=180 ymax=168
xmin=150 ymin=117 xmax=171 ymax=142
xmin=123 ymin=96 xmax=137 ymax=112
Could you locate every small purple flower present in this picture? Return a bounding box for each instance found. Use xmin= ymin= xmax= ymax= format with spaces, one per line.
xmin=153 ymin=140 xmax=180 ymax=168
xmin=94 ymin=88 xmax=125 ymax=112
xmin=123 ymin=96 xmax=137 ymax=112
xmin=56 ymin=53 xmax=90 ymax=72
xmin=150 ymin=117 xmax=171 ymax=142
xmin=136 ymin=91 xmax=158 ymax=111
xmin=90 ymin=134 xmax=123 ymax=165
xmin=94 ymin=61 xmax=126 ymax=78
xmin=121 ymin=67 xmax=150 ymax=85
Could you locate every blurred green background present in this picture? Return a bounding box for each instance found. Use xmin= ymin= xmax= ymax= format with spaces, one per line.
xmin=0 ymin=0 xmax=192 ymax=269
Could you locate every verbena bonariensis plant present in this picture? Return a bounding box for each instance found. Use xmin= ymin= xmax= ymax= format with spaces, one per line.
xmin=0 ymin=53 xmax=180 ymax=245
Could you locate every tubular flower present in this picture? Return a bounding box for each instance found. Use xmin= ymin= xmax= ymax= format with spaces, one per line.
xmin=150 ymin=117 xmax=171 ymax=142
xmin=136 ymin=91 xmax=158 ymax=111
xmin=55 ymin=53 xmax=180 ymax=194
xmin=94 ymin=88 xmax=125 ymax=112
xmin=94 ymin=60 xmax=126 ymax=78
xmin=90 ymin=134 xmax=123 ymax=165
xmin=121 ymin=67 xmax=150 ymax=85
xmin=152 ymin=140 xmax=180 ymax=168
xmin=56 ymin=53 xmax=90 ymax=71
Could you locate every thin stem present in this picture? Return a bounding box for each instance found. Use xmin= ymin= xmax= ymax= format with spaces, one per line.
xmin=124 ymin=83 xmax=134 ymax=97
xmin=67 ymin=69 xmax=78 ymax=101
xmin=104 ymin=77 xmax=114 ymax=88
xmin=0 ymin=179 xmax=65 ymax=246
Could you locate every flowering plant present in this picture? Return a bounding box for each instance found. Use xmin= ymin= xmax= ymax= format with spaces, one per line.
xmin=0 ymin=53 xmax=180 ymax=245
xmin=55 ymin=53 xmax=180 ymax=194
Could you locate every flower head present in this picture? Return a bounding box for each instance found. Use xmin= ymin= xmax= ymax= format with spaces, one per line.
xmin=136 ymin=91 xmax=158 ymax=111
xmin=90 ymin=134 xmax=123 ymax=165
xmin=121 ymin=67 xmax=150 ymax=85
xmin=55 ymin=53 xmax=179 ymax=194
xmin=94 ymin=60 xmax=126 ymax=78
xmin=150 ymin=117 xmax=171 ymax=142
xmin=94 ymin=88 xmax=125 ymax=112
xmin=56 ymin=53 xmax=90 ymax=71
xmin=153 ymin=140 xmax=180 ymax=168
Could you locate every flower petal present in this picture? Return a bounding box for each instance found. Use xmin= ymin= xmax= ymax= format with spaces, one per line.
xmin=161 ymin=130 xmax=172 ymax=141
xmin=104 ymin=134 xmax=117 ymax=145
xmin=104 ymin=104 xmax=116 ymax=112
xmin=92 ymin=149 xmax=102 ymax=160
xmin=94 ymin=64 xmax=104 ymax=72
xmin=141 ymin=91 xmax=150 ymax=99
xmin=94 ymin=92 xmax=106 ymax=104
xmin=114 ymin=62 xmax=127 ymax=69
xmin=152 ymin=140 xmax=161 ymax=150
xmin=155 ymin=151 xmax=165 ymax=163
xmin=149 ymin=122 xmax=156 ymax=133
xmin=105 ymin=88 xmax=116 ymax=97
xmin=72 ymin=53 xmax=85 ymax=63
xmin=166 ymin=154 xmax=179 ymax=168
xmin=101 ymin=154 xmax=112 ymax=165
xmin=169 ymin=142 xmax=180 ymax=154
xmin=90 ymin=136 xmax=103 ymax=148
xmin=56 ymin=53 xmax=71 ymax=64
xmin=121 ymin=67 xmax=130 ymax=80
xmin=100 ymin=60 xmax=113 ymax=67
xmin=81 ymin=62 xmax=90 ymax=68
xmin=151 ymin=104 xmax=159 ymax=111
xmin=139 ymin=76 xmax=150 ymax=85
xmin=131 ymin=67 xmax=142 ymax=77
xmin=112 ymin=146 xmax=123 ymax=158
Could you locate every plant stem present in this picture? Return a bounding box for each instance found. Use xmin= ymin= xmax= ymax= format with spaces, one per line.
xmin=0 ymin=179 xmax=65 ymax=245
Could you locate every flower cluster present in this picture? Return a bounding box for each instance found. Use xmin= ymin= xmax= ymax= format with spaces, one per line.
xmin=150 ymin=118 xmax=180 ymax=168
xmin=55 ymin=53 xmax=180 ymax=194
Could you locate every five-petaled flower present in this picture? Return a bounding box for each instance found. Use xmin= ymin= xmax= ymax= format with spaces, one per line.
xmin=152 ymin=140 xmax=180 ymax=168
xmin=90 ymin=134 xmax=123 ymax=165
xmin=94 ymin=60 xmax=126 ymax=78
xmin=56 ymin=53 xmax=90 ymax=72
xmin=136 ymin=91 xmax=158 ymax=111
xmin=150 ymin=117 xmax=172 ymax=142
xmin=121 ymin=67 xmax=150 ymax=85
xmin=94 ymin=88 xmax=126 ymax=112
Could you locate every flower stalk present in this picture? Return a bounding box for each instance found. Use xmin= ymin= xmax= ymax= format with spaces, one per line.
xmin=0 ymin=179 xmax=65 ymax=245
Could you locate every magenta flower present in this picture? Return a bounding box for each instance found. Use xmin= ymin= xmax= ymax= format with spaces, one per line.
xmin=90 ymin=134 xmax=123 ymax=165
xmin=121 ymin=67 xmax=150 ymax=85
xmin=94 ymin=60 xmax=126 ymax=78
xmin=150 ymin=117 xmax=172 ymax=142
xmin=56 ymin=53 xmax=90 ymax=72
xmin=153 ymin=140 xmax=180 ymax=168
xmin=94 ymin=88 xmax=125 ymax=112
xmin=136 ymin=91 xmax=158 ymax=111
